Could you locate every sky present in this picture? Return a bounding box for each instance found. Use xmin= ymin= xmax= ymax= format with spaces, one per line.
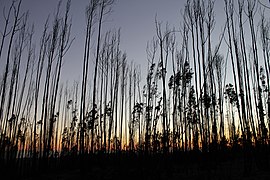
xmin=1 ymin=0 xmax=270 ymax=151
xmin=16 ymin=0 xmax=189 ymax=83
xmin=0 ymin=0 xmax=215 ymax=83
xmin=1 ymin=0 xmax=270 ymax=84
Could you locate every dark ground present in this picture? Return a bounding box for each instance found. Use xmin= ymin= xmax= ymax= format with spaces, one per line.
xmin=2 ymin=149 xmax=270 ymax=180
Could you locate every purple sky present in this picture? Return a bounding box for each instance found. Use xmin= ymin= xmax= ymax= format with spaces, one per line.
xmin=17 ymin=0 xmax=189 ymax=83
xmin=2 ymin=0 xmax=270 ymax=84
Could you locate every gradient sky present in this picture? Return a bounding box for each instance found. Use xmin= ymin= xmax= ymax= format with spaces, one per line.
xmin=0 ymin=0 xmax=213 ymax=82
xmin=17 ymin=0 xmax=189 ymax=83
xmin=1 ymin=0 xmax=270 ymax=84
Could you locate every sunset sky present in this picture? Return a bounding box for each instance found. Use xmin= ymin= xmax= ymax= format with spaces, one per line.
xmin=1 ymin=0 xmax=226 ymax=83
xmin=1 ymin=0 xmax=270 ymax=162
xmin=1 ymin=0 xmax=270 ymax=84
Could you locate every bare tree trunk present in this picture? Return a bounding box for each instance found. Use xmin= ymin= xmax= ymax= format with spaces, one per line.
xmin=0 ymin=0 xmax=22 ymax=141
xmin=80 ymin=0 xmax=97 ymax=156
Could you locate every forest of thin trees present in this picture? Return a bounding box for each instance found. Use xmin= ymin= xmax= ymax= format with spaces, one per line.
xmin=1 ymin=0 xmax=270 ymax=178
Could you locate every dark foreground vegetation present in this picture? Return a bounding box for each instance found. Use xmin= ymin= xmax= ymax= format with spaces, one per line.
xmin=1 ymin=0 xmax=270 ymax=179
xmin=1 ymin=147 xmax=270 ymax=179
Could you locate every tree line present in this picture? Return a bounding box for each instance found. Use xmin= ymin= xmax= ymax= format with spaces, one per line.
xmin=0 ymin=0 xmax=270 ymax=176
